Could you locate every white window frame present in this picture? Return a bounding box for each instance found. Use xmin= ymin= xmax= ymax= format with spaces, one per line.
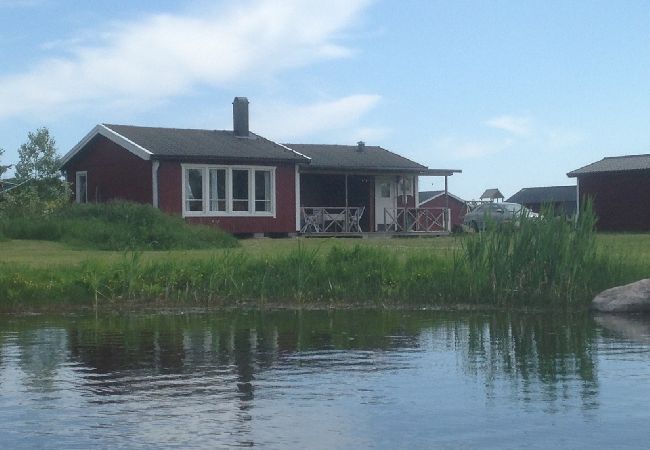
xmin=75 ymin=171 xmax=88 ymax=204
xmin=181 ymin=164 xmax=276 ymax=217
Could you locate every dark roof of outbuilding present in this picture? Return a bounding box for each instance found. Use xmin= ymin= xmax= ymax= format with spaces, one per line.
xmin=284 ymin=143 xmax=430 ymax=172
xmin=480 ymin=188 xmax=504 ymax=200
xmin=567 ymin=154 xmax=650 ymax=177
xmin=104 ymin=124 xmax=308 ymax=162
xmin=419 ymin=190 xmax=444 ymax=203
xmin=507 ymin=186 xmax=576 ymax=204
xmin=418 ymin=190 xmax=466 ymax=204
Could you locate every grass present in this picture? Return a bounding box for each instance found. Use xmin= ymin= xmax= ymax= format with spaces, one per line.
xmin=0 ymin=203 xmax=648 ymax=311
xmin=0 ymin=232 xmax=646 ymax=268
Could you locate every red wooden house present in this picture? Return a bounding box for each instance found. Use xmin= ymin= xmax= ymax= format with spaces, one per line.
xmin=60 ymin=97 xmax=460 ymax=235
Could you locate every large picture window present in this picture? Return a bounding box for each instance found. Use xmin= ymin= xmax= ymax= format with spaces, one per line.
xmin=182 ymin=165 xmax=275 ymax=217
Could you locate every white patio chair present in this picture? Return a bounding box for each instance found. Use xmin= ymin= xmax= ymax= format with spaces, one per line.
xmin=301 ymin=208 xmax=322 ymax=233
xmin=348 ymin=206 xmax=365 ymax=232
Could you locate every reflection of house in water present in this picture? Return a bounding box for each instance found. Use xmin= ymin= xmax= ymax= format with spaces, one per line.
xmin=0 ymin=311 xmax=602 ymax=426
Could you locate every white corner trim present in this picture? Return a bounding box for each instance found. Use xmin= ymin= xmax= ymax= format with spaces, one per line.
xmin=60 ymin=124 xmax=153 ymax=167
xmin=152 ymin=160 xmax=160 ymax=208
xmin=295 ymin=165 xmax=301 ymax=231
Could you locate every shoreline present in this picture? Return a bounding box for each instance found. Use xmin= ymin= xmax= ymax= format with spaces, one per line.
xmin=0 ymin=300 xmax=592 ymax=315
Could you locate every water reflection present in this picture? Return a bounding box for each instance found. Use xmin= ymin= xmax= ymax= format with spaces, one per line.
xmin=1 ymin=311 xmax=649 ymax=448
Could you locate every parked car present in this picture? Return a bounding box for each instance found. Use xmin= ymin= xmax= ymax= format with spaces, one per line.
xmin=463 ymin=202 xmax=538 ymax=232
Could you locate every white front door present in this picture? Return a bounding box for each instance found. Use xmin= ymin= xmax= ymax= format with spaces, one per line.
xmin=375 ymin=176 xmax=397 ymax=231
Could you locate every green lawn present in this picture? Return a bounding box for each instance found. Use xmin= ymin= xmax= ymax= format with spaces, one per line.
xmin=1 ymin=233 xmax=648 ymax=268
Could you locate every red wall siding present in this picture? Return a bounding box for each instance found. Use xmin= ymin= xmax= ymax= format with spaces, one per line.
xmin=66 ymin=136 xmax=152 ymax=204
xmin=157 ymin=161 xmax=182 ymax=215
xmin=579 ymin=171 xmax=650 ymax=231
xmin=420 ymin=195 xmax=467 ymax=229
xmin=158 ymin=161 xmax=297 ymax=234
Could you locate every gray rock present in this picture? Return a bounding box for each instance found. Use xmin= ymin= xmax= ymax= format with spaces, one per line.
xmin=592 ymin=279 xmax=650 ymax=313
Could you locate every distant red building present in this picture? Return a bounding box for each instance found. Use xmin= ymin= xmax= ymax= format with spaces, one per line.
xmin=568 ymin=154 xmax=650 ymax=231
xmin=418 ymin=190 xmax=467 ymax=232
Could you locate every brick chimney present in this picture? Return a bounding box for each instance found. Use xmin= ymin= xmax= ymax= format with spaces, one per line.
xmin=357 ymin=141 xmax=365 ymax=152
xmin=233 ymin=97 xmax=249 ymax=137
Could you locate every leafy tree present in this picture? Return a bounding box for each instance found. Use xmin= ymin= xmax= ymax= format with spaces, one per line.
xmin=0 ymin=128 xmax=70 ymax=218
xmin=15 ymin=127 xmax=60 ymax=181
xmin=0 ymin=147 xmax=10 ymax=179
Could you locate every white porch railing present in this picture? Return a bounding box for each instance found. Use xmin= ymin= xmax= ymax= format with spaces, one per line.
xmin=383 ymin=207 xmax=451 ymax=232
xmin=300 ymin=206 xmax=451 ymax=233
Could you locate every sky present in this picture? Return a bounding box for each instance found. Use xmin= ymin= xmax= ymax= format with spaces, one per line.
xmin=1 ymin=0 xmax=649 ymax=200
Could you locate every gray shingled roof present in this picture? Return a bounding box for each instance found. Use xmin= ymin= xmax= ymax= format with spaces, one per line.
xmin=104 ymin=124 xmax=308 ymax=162
xmin=567 ymin=154 xmax=650 ymax=177
xmin=507 ymin=186 xmax=576 ymax=204
xmin=284 ymin=143 xmax=428 ymax=172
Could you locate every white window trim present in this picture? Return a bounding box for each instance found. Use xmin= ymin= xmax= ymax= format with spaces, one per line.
xmin=181 ymin=164 xmax=276 ymax=218
xmin=75 ymin=171 xmax=88 ymax=203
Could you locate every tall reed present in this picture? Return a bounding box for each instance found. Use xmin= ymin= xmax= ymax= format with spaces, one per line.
xmin=460 ymin=200 xmax=620 ymax=305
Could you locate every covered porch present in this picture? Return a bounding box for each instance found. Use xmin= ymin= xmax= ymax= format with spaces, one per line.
xmin=298 ymin=169 xmax=458 ymax=235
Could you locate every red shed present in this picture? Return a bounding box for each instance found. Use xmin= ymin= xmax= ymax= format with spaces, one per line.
xmin=568 ymin=154 xmax=650 ymax=231
xmin=418 ymin=190 xmax=467 ymax=232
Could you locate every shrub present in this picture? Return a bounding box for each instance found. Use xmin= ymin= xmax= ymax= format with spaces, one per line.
xmin=0 ymin=200 xmax=239 ymax=250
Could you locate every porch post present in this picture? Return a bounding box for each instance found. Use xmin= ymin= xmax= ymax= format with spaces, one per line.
xmin=445 ymin=175 xmax=449 ymax=231
xmin=402 ymin=174 xmax=406 ymax=231
xmin=344 ymin=174 xmax=349 ymax=232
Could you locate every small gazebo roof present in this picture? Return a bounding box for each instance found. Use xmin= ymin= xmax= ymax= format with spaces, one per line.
xmin=480 ymin=188 xmax=504 ymax=201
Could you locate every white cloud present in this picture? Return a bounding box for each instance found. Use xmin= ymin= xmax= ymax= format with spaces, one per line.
xmin=436 ymin=113 xmax=585 ymax=161
xmin=434 ymin=136 xmax=514 ymax=160
xmin=485 ymin=115 xmax=532 ymax=136
xmin=0 ymin=0 xmax=371 ymax=119
xmin=256 ymin=94 xmax=381 ymax=140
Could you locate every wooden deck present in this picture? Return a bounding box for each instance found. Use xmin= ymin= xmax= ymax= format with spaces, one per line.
xmin=301 ymin=231 xmax=450 ymax=239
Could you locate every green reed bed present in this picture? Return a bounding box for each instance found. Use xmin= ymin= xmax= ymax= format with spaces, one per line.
xmin=461 ymin=202 xmax=623 ymax=305
xmin=0 ymin=203 xmax=643 ymax=310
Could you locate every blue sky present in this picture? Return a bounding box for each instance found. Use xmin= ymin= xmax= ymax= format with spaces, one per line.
xmin=1 ymin=0 xmax=649 ymax=200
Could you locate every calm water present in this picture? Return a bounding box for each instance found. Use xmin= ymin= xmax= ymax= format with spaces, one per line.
xmin=1 ymin=310 xmax=649 ymax=449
